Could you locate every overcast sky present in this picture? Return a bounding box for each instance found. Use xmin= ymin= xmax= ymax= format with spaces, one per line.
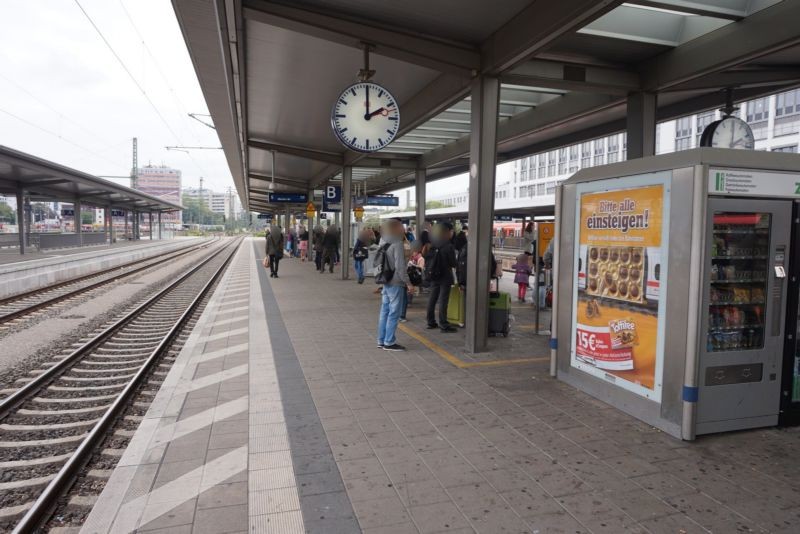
xmin=0 ymin=0 xmax=479 ymax=211
xmin=0 ymin=0 xmax=232 ymax=195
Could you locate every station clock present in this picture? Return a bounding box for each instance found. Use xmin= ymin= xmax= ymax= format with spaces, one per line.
xmin=699 ymin=115 xmax=755 ymax=150
xmin=331 ymin=81 xmax=400 ymax=153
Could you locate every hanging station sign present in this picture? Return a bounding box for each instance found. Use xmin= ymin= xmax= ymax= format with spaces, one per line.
xmin=268 ymin=193 xmax=307 ymax=203
xmin=572 ymin=173 xmax=671 ymax=402
xmin=323 ymin=185 xmax=342 ymax=212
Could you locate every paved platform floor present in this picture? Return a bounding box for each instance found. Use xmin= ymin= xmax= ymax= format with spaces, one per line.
xmin=84 ymin=237 xmax=800 ymax=533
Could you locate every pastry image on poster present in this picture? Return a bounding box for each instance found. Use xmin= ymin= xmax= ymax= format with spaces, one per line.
xmin=572 ymin=178 xmax=669 ymax=401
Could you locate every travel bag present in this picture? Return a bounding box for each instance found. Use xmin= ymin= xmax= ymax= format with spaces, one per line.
xmin=488 ymin=291 xmax=511 ymax=337
xmin=447 ymin=284 xmax=465 ymax=327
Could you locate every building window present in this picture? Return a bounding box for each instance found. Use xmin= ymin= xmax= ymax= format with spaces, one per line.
xmin=772 ymin=145 xmax=798 ymax=153
xmin=568 ymin=145 xmax=579 ymax=173
xmin=675 ymin=116 xmax=692 ymax=151
xmin=581 ymin=141 xmax=591 ymax=168
xmin=776 ymin=89 xmax=799 ymax=117
xmin=557 ymin=148 xmax=567 ymax=174
xmin=774 ymin=89 xmax=800 ymax=137
xmin=537 ymin=183 xmax=545 ymax=195
xmin=593 ymin=138 xmax=605 ymax=166
xmin=622 ymin=133 xmax=627 ymax=160
xmin=545 ymin=181 xmax=556 ymax=195
xmin=547 ymin=151 xmax=556 ymax=177
xmin=696 ymin=111 xmax=715 ymax=145
xmin=746 ymin=97 xmax=770 ymax=122
xmin=607 ymin=135 xmax=619 ymax=163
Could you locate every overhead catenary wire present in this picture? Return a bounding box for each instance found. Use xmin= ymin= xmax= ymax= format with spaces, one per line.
xmin=72 ymin=0 xmax=209 ymax=177
xmin=0 ymin=70 xmax=126 ymax=148
xmin=0 ymin=105 xmax=129 ymax=172
xmin=117 ymin=0 xmax=208 ymax=144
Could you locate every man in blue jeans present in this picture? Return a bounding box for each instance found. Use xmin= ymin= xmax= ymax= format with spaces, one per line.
xmin=377 ymin=219 xmax=410 ymax=351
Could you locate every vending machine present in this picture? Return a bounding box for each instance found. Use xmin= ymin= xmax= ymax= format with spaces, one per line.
xmin=554 ymin=148 xmax=800 ymax=439
xmin=697 ymin=199 xmax=791 ymax=434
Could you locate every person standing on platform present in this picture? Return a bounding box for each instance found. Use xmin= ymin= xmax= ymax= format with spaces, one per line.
xmin=287 ymin=226 xmax=297 ymax=258
xmin=376 ymin=218 xmax=411 ymax=351
xmin=523 ymin=222 xmax=535 ymax=255
xmin=299 ymin=225 xmax=309 ymax=262
xmin=313 ymin=226 xmax=325 ymax=271
xmin=425 ymin=222 xmax=457 ymax=333
xmin=322 ymin=224 xmax=340 ymax=273
xmin=265 ymin=225 xmax=284 ymax=278
xmin=512 ymin=252 xmax=533 ymax=303
xmin=353 ymin=229 xmax=370 ymax=284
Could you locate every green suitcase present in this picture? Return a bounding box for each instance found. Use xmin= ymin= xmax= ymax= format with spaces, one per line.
xmin=447 ymin=284 xmax=465 ymax=327
xmin=488 ymin=292 xmax=511 ymax=336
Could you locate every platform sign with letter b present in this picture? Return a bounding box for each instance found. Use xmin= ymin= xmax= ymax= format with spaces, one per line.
xmin=322 ymin=185 xmax=342 ymax=212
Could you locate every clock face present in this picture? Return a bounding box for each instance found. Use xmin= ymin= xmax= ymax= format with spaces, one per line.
xmin=709 ymin=117 xmax=755 ymax=150
xmin=331 ymin=82 xmax=400 ymax=153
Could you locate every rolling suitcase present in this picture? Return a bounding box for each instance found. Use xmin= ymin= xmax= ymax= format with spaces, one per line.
xmin=447 ymin=284 xmax=465 ymax=327
xmin=488 ymin=291 xmax=511 ymax=337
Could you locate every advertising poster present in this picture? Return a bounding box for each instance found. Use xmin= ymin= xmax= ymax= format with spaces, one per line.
xmin=537 ymin=222 xmax=554 ymax=260
xmin=572 ymin=177 xmax=670 ymax=401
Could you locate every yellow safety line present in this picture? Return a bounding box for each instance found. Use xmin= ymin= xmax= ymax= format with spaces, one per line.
xmin=397 ymin=324 xmax=549 ymax=369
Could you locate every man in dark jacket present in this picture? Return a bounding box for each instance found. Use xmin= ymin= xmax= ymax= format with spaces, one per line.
xmin=321 ymin=225 xmax=340 ymax=273
xmin=425 ymin=222 xmax=457 ymax=332
xmin=265 ymin=225 xmax=284 ymax=278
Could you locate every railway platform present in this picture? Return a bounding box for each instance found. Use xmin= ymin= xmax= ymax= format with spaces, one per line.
xmin=81 ymin=237 xmax=800 ymax=534
xmin=0 ymin=238 xmax=203 ymax=299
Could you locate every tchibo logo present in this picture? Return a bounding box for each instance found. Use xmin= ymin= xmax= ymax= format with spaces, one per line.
xmin=714 ymin=172 xmax=726 ymax=192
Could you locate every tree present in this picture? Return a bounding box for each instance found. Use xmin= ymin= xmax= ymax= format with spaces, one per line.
xmin=0 ymin=202 xmax=14 ymax=223
xmin=425 ymin=200 xmax=446 ymax=209
xmin=81 ymin=212 xmax=94 ymax=225
xmin=181 ymin=195 xmax=224 ymax=226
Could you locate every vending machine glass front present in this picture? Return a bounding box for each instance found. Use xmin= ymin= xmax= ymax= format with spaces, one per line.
xmin=697 ymin=198 xmax=791 ymax=434
xmin=707 ymin=212 xmax=770 ymax=353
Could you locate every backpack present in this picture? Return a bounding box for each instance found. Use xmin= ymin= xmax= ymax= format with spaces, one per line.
xmin=424 ymin=246 xmax=444 ymax=282
xmin=407 ymin=265 xmax=423 ymax=286
xmin=373 ymin=244 xmax=394 ymax=284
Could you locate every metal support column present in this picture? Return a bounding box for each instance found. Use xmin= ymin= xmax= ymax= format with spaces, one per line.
xmin=110 ymin=207 xmax=116 ymax=243
xmin=158 ymin=212 xmax=162 ymax=240
xmin=75 ymin=197 xmax=82 ymax=245
xmin=626 ymin=92 xmax=657 ymax=159
xmin=465 ymin=76 xmax=500 ymax=353
xmin=104 ymin=207 xmax=109 ymax=244
xmin=15 ymin=187 xmax=25 ymax=255
xmin=24 ymin=196 xmax=31 ymax=249
xmin=148 ymin=213 xmax=153 ymax=240
xmin=124 ymin=210 xmax=129 ymax=240
xmin=415 ymin=168 xmax=426 ymax=236
xmin=341 ymin=166 xmax=352 ymax=280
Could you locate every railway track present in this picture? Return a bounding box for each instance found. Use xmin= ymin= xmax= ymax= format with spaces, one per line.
xmin=0 ymin=237 xmax=243 ymax=533
xmin=0 ymin=238 xmax=216 ymax=330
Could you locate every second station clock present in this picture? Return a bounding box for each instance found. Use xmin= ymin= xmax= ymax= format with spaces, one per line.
xmin=699 ymin=115 xmax=755 ymax=150
xmin=331 ymin=81 xmax=400 ymax=153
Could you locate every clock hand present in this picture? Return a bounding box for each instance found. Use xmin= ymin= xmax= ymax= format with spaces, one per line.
xmin=367 ymin=107 xmax=386 ymax=119
xmin=364 ymin=85 xmax=370 ymax=120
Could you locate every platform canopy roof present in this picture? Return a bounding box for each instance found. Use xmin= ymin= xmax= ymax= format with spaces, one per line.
xmin=172 ymin=0 xmax=800 ymax=213
xmin=0 ymin=146 xmax=183 ymax=212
